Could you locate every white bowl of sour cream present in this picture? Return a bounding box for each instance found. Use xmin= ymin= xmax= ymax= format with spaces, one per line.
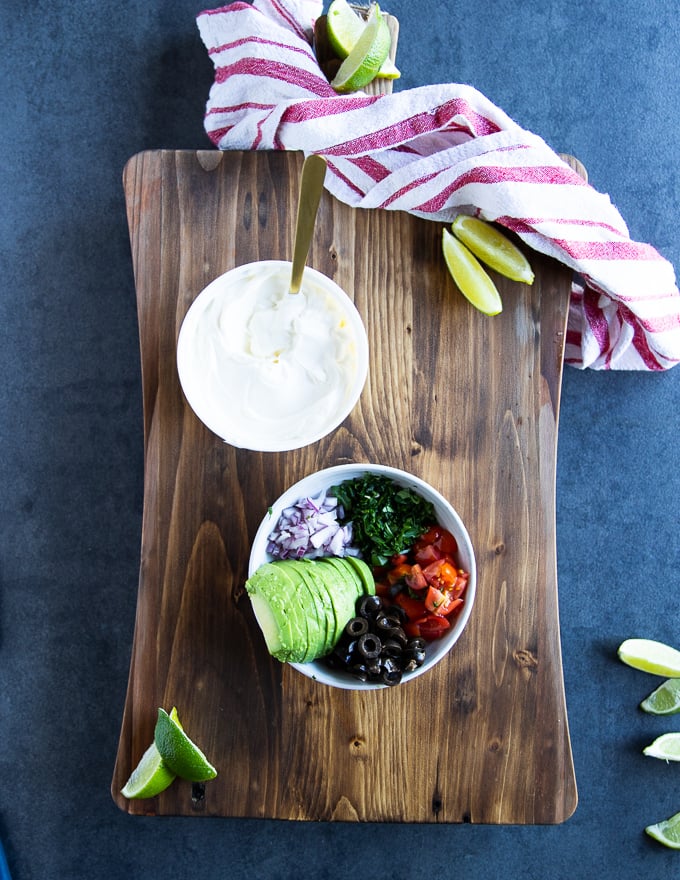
xmin=177 ymin=261 xmax=369 ymax=451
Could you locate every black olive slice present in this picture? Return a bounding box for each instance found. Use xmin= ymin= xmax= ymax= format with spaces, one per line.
xmin=357 ymin=632 xmax=382 ymax=659
xmin=344 ymin=617 xmax=369 ymax=639
xmin=357 ymin=594 xmax=382 ymax=619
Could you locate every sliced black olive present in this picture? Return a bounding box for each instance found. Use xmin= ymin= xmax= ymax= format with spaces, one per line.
xmin=357 ymin=632 xmax=382 ymax=659
xmin=357 ymin=594 xmax=382 ymax=619
xmin=344 ymin=617 xmax=369 ymax=639
xmin=381 ymin=667 xmax=403 ymax=686
xmin=382 ymin=638 xmax=403 ymax=657
xmin=391 ymin=626 xmax=408 ymax=647
xmin=406 ymin=636 xmax=426 ymax=652
xmin=406 ymin=648 xmax=426 ymax=667
xmin=384 ymin=605 xmax=407 ymax=624
xmin=375 ymin=616 xmax=399 ymax=635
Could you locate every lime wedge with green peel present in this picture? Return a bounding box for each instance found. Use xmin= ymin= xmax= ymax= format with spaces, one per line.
xmin=326 ymin=0 xmax=400 ymax=79
xmin=618 ymin=638 xmax=680 ymax=677
xmin=121 ymin=742 xmax=176 ymax=799
xmin=154 ymin=707 xmax=218 ymax=782
xmin=330 ymin=4 xmax=391 ymax=93
xmin=451 ymin=215 xmax=535 ymax=284
xmin=641 ymin=678 xmax=680 ymax=715
xmin=643 ymin=733 xmax=680 ymax=761
xmin=646 ymin=812 xmax=680 ymax=849
xmin=442 ymin=227 xmax=503 ymax=315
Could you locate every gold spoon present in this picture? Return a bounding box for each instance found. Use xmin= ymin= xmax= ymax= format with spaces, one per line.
xmin=289 ymin=154 xmax=327 ymax=294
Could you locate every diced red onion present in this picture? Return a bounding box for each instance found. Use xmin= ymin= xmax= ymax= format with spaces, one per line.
xmin=267 ymin=490 xmax=358 ymax=560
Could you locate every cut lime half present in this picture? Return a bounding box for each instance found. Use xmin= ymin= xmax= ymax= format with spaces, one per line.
xmin=618 ymin=638 xmax=680 ymax=677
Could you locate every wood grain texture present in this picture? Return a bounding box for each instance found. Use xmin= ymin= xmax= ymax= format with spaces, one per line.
xmin=111 ymin=149 xmax=578 ymax=824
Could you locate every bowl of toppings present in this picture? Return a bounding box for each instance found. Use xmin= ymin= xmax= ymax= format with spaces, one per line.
xmin=246 ymin=463 xmax=476 ymax=689
xmin=177 ymin=261 xmax=369 ymax=452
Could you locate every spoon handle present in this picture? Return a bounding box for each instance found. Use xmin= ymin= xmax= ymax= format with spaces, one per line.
xmin=289 ymin=154 xmax=327 ymax=294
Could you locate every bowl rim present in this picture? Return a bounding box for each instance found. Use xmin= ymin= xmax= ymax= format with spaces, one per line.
xmin=176 ymin=260 xmax=369 ymax=452
xmin=248 ymin=462 xmax=476 ymax=690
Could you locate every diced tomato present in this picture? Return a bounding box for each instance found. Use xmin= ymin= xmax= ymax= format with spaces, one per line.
xmin=394 ymin=592 xmax=427 ymax=621
xmin=387 ymin=562 xmax=412 ymax=585
xmin=450 ymin=573 xmax=468 ymax=600
xmin=404 ymin=563 xmax=428 ymax=591
xmin=404 ymin=617 xmax=428 ymax=639
xmin=422 ymin=558 xmax=458 ymax=591
xmin=424 ymin=585 xmax=447 ymax=614
xmin=408 ymin=614 xmax=451 ymax=641
xmin=424 ymin=585 xmax=465 ymax=617
xmin=443 ymin=597 xmax=464 ymax=616
xmin=414 ymin=526 xmax=459 ymax=558
xmin=413 ymin=542 xmax=442 ymax=567
xmin=369 ymin=524 xmax=469 ymax=645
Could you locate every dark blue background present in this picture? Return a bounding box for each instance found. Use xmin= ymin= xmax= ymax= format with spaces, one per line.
xmin=1 ymin=1 xmax=679 ymax=877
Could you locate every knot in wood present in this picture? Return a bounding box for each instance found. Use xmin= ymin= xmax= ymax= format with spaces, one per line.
xmin=257 ymin=190 xmax=268 ymax=227
xmin=513 ymin=648 xmax=538 ymax=671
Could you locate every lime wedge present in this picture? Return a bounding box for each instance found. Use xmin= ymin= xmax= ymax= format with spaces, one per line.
xmin=618 ymin=638 xmax=680 ymax=677
xmin=154 ymin=707 xmax=217 ymax=782
xmin=451 ymin=215 xmax=535 ymax=284
xmin=442 ymin=227 xmax=503 ymax=315
xmin=643 ymin=733 xmax=680 ymax=761
xmin=330 ymin=4 xmax=391 ymax=93
xmin=646 ymin=812 xmax=680 ymax=849
xmin=641 ymin=679 xmax=680 ymax=715
xmin=120 ymin=742 xmax=176 ymax=799
xmin=326 ymin=0 xmax=400 ymax=79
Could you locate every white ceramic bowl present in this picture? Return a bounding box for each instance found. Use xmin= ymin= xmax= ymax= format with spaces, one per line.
xmin=177 ymin=261 xmax=368 ymax=452
xmin=248 ymin=463 xmax=476 ymax=690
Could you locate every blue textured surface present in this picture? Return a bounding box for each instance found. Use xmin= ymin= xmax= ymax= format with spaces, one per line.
xmin=1 ymin=2 xmax=679 ymax=877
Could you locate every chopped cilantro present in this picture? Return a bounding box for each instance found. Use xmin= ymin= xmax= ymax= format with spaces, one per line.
xmin=330 ymin=474 xmax=435 ymax=567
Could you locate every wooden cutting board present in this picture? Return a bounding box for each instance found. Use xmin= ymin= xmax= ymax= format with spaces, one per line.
xmin=111 ymin=149 xmax=578 ymax=823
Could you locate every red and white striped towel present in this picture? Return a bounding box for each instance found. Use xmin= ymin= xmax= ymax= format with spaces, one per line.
xmin=197 ymin=0 xmax=680 ymax=370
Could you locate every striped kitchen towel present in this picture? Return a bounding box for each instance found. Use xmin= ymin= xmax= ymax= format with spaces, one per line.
xmin=197 ymin=0 xmax=680 ymax=370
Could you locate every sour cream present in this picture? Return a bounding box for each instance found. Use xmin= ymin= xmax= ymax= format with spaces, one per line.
xmin=177 ymin=261 xmax=368 ymax=451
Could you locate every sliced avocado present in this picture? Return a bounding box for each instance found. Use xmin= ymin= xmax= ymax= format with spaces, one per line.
xmin=344 ymin=556 xmax=376 ymax=595
xmin=320 ymin=557 xmax=364 ymax=603
xmin=289 ymin=560 xmax=336 ymax=658
xmin=316 ymin=558 xmax=363 ymax=649
xmin=277 ymin=560 xmax=329 ymax=661
xmin=245 ymin=562 xmax=309 ymax=663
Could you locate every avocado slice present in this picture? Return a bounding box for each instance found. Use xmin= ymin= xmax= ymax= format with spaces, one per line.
xmin=344 ymin=556 xmax=376 ymax=595
xmin=316 ymin=558 xmax=364 ymax=647
xmin=277 ymin=560 xmax=329 ymax=661
xmin=291 ymin=560 xmax=338 ymax=657
xmin=245 ymin=562 xmax=309 ymax=663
